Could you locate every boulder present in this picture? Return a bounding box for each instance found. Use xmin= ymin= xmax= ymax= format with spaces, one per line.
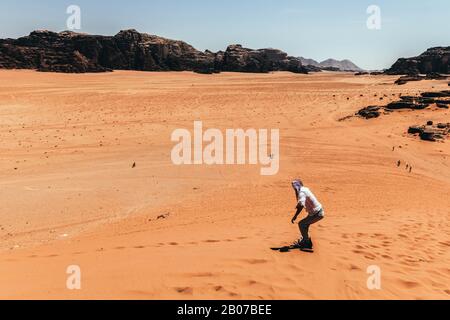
xmin=408 ymin=126 xmax=424 ymax=135
xmin=420 ymin=131 xmax=438 ymax=142
xmin=356 ymin=106 xmax=381 ymax=119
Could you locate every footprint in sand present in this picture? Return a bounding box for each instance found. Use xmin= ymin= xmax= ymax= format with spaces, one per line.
xmin=398 ymin=280 xmax=420 ymax=289
xmin=438 ymin=241 xmax=450 ymax=247
xmin=349 ymin=264 xmax=361 ymax=271
xmin=175 ymin=287 xmax=194 ymax=295
xmin=244 ymin=259 xmax=268 ymax=265
xmin=189 ymin=272 xmax=215 ymax=278
xmin=203 ymin=239 xmax=221 ymax=243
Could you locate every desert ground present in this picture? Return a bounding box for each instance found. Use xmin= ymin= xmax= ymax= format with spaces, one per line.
xmin=0 ymin=70 xmax=449 ymax=299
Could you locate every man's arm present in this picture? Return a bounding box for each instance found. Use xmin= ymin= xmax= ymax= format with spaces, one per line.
xmin=291 ymin=204 xmax=304 ymax=224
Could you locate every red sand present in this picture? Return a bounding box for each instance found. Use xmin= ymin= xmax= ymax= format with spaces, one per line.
xmin=0 ymin=70 xmax=449 ymax=299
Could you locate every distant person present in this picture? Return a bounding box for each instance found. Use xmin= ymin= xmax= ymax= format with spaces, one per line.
xmin=290 ymin=179 xmax=325 ymax=250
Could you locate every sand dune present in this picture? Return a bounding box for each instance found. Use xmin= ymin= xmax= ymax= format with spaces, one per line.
xmin=0 ymin=70 xmax=449 ymax=299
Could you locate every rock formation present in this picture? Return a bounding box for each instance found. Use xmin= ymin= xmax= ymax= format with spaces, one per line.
xmin=386 ymin=47 xmax=450 ymax=75
xmin=0 ymin=30 xmax=309 ymax=74
xmin=394 ymin=73 xmax=448 ymax=85
xmin=356 ymin=106 xmax=381 ymax=119
xmin=408 ymin=122 xmax=450 ymax=142
xmin=218 ymin=45 xmax=307 ymax=73
xmin=356 ymin=90 xmax=450 ymax=119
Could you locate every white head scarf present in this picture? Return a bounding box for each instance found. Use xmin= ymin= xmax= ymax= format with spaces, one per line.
xmin=292 ymin=179 xmax=303 ymax=200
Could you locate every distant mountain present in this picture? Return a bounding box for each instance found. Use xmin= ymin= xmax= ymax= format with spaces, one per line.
xmin=299 ymin=57 xmax=364 ymax=72
xmin=298 ymin=57 xmax=320 ymax=67
xmin=320 ymin=59 xmax=364 ymax=72
xmin=386 ymin=47 xmax=450 ymax=75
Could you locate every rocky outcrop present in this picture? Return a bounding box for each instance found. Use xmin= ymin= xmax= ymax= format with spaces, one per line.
xmin=355 ymin=90 xmax=450 ymax=142
xmin=386 ymin=47 xmax=450 ymax=75
xmin=421 ymin=90 xmax=450 ymax=98
xmin=355 ymin=71 xmax=390 ymax=76
xmin=408 ymin=122 xmax=450 ymax=142
xmin=356 ymin=106 xmax=381 ymax=119
xmin=385 ymin=101 xmax=429 ymax=110
xmin=394 ymin=73 xmax=448 ymax=85
xmin=356 ymin=90 xmax=450 ymax=119
xmin=0 ymin=31 xmax=111 ymax=73
xmin=0 ymin=30 xmax=217 ymax=73
xmin=217 ymin=45 xmax=307 ymax=73
xmin=0 ymin=30 xmax=309 ymax=74
xmin=394 ymin=75 xmax=423 ymax=85
xmin=304 ymin=65 xmax=323 ymax=73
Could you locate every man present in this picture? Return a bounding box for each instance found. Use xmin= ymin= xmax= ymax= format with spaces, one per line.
xmin=291 ymin=179 xmax=325 ymax=250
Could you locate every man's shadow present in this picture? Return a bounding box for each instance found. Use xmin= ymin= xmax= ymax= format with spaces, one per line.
xmin=270 ymin=245 xmax=314 ymax=253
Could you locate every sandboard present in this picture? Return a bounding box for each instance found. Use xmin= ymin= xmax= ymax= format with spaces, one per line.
xmin=271 ymin=245 xmax=314 ymax=253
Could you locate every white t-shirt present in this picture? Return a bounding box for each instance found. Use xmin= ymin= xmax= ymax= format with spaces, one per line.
xmin=298 ymin=187 xmax=323 ymax=215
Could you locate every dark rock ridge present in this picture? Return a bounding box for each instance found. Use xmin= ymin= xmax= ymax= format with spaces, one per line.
xmin=394 ymin=73 xmax=448 ymax=85
xmin=386 ymin=47 xmax=450 ymax=75
xmin=355 ymin=71 xmax=385 ymax=76
xmin=0 ymin=30 xmax=309 ymax=74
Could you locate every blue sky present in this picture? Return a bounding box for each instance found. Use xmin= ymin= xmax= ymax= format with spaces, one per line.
xmin=0 ymin=0 xmax=448 ymax=70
